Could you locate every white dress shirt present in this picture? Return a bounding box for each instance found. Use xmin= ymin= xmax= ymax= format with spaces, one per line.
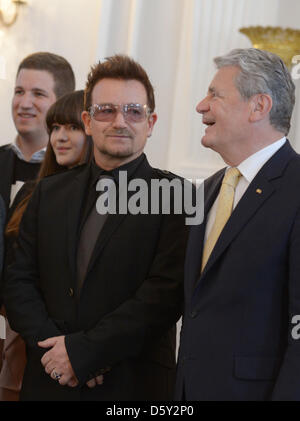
xmin=11 ymin=140 xmax=46 ymax=163
xmin=204 ymin=137 xmax=286 ymax=243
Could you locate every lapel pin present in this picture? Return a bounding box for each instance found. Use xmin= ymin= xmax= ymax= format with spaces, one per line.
xmin=256 ymin=188 xmax=262 ymax=194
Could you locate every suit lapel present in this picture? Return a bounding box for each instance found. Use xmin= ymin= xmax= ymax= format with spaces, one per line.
xmin=84 ymin=156 xmax=154 ymax=279
xmin=185 ymin=169 xmax=224 ymax=295
xmin=200 ymin=140 xmax=296 ymax=280
xmin=85 ymin=213 xmax=126 ymax=276
xmin=67 ymin=165 xmax=91 ymax=281
xmin=204 ymin=169 xmax=225 ymax=217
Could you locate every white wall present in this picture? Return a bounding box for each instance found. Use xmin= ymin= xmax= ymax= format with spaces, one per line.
xmin=0 ymin=0 xmax=102 ymax=143
xmin=0 ymin=0 xmax=299 ymax=179
xmin=276 ymin=0 xmax=300 ymax=153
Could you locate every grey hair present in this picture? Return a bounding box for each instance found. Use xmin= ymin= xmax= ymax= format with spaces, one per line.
xmin=214 ymin=48 xmax=295 ymax=135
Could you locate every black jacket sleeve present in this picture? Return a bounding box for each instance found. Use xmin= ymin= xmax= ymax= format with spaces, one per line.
xmin=4 ymin=183 xmax=62 ymax=352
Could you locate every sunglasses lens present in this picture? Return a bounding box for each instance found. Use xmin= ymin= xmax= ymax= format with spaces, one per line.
xmin=93 ymin=105 xmax=117 ymax=122
xmin=125 ymin=105 xmax=146 ymax=122
xmin=90 ymin=104 xmax=148 ymax=122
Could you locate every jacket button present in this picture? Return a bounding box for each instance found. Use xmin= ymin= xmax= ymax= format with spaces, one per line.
xmin=68 ymin=288 xmax=74 ymax=297
xmin=190 ymin=310 xmax=198 ymax=318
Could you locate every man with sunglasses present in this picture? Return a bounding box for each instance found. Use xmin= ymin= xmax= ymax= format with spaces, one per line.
xmin=4 ymin=55 xmax=188 ymax=401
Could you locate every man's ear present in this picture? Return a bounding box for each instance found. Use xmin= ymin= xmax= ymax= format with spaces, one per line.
xmin=147 ymin=113 xmax=158 ymax=137
xmin=249 ymin=94 xmax=273 ymax=123
xmin=81 ymin=111 xmax=92 ymax=136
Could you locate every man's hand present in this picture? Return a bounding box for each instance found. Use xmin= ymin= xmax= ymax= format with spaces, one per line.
xmin=86 ymin=375 xmax=104 ymax=388
xmin=38 ymin=336 xmax=79 ymax=387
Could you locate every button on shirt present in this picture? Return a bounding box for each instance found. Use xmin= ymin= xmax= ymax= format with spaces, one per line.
xmin=204 ymin=137 xmax=286 ymax=243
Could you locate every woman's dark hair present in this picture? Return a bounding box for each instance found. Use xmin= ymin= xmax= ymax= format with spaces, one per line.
xmin=41 ymin=90 xmax=92 ymax=176
xmin=46 ymin=89 xmax=85 ymax=134
xmin=6 ymin=90 xmax=93 ymax=237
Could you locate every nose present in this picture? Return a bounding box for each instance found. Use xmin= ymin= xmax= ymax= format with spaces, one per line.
xmin=196 ymin=96 xmax=210 ymax=114
xmin=55 ymin=127 xmax=69 ymax=142
xmin=18 ymin=92 xmax=34 ymax=109
xmin=112 ymin=109 xmax=127 ymax=128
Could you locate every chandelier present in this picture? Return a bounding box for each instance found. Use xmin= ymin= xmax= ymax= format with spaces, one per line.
xmin=0 ymin=0 xmax=27 ymax=27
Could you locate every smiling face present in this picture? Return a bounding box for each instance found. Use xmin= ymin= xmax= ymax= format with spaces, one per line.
xmin=12 ymin=69 xmax=57 ymax=142
xmin=50 ymin=123 xmax=86 ymax=168
xmin=82 ymin=78 xmax=157 ymax=169
xmin=196 ymin=66 xmax=252 ymax=162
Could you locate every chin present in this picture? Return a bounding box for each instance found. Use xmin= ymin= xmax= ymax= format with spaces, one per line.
xmin=201 ymin=136 xmax=211 ymax=148
xmin=17 ymin=127 xmax=36 ymax=136
xmin=106 ymin=147 xmax=133 ymax=159
xmin=56 ymin=159 xmax=66 ymax=166
xmin=202 ymin=133 xmax=219 ymax=150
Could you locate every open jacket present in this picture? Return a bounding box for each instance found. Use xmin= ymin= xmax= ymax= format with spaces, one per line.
xmin=5 ymin=156 xmax=188 ymax=401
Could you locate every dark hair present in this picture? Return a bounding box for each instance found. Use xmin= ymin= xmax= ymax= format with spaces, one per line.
xmin=84 ymin=54 xmax=155 ymax=112
xmin=6 ymin=90 xmax=93 ymax=237
xmin=46 ymin=89 xmax=85 ymax=133
xmin=45 ymin=90 xmax=93 ymax=173
xmin=17 ymin=52 xmax=75 ymax=99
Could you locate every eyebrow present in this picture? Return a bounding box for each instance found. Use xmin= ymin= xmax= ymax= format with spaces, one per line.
xmin=14 ymin=86 xmax=49 ymax=94
xmin=208 ymin=86 xmax=217 ymax=95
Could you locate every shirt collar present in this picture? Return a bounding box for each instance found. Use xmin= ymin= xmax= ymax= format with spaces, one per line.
xmin=236 ymin=137 xmax=286 ymax=183
xmin=91 ymin=153 xmax=145 ymax=186
xmin=11 ymin=139 xmax=46 ymax=163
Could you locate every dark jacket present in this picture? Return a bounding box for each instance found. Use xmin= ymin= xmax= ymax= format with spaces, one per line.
xmin=0 ymin=145 xmax=19 ymax=211
xmin=176 ymin=141 xmax=300 ymax=401
xmin=0 ymin=144 xmax=40 ymax=213
xmin=0 ymin=195 xmax=6 ymax=306
xmin=5 ymin=156 xmax=188 ymax=401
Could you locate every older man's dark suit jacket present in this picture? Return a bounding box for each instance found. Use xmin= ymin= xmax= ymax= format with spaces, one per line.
xmin=4 ymin=156 xmax=188 ymax=401
xmin=176 ymin=140 xmax=300 ymax=401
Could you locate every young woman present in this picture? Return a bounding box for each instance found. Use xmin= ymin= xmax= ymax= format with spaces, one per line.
xmin=7 ymin=89 xmax=92 ymax=237
xmin=0 ymin=90 xmax=92 ymax=401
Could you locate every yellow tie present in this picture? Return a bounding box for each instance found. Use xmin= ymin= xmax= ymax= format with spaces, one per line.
xmin=201 ymin=167 xmax=241 ymax=272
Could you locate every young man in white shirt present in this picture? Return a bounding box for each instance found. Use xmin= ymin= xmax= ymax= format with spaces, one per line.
xmin=0 ymin=52 xmax=75 ymax=210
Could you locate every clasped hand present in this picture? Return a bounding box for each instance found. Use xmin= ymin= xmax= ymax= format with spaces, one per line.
xmin=38 ymin=335 xmax=104 ymax=388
